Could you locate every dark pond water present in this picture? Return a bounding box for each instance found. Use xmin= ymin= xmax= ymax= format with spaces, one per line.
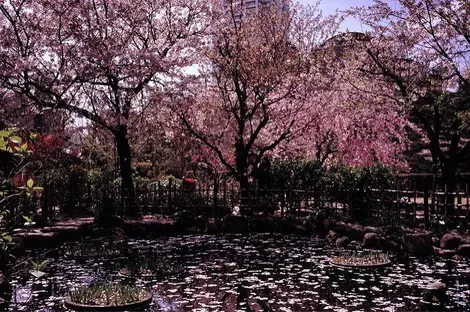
xmin=7 ymin=234 xmax=470 ymax=311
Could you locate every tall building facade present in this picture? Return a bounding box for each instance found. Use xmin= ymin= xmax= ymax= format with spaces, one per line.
xmin=224 ymin=0 xmax=283 ymax=22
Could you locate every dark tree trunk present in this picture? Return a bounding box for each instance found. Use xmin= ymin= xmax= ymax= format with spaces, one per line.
xmin=114 ymin=127 xmax=140 ymax=219
xmin=235 ymin=140 xmax=251 ymax=215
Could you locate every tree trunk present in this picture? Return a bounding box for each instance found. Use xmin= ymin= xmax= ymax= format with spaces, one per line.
xmin=114 ymin=127 xmax=140 ymax=219
xmin=235 ymin=141 xmax=250 ymax=215
xmin=239 ymin=174 xmax=251 ymax=216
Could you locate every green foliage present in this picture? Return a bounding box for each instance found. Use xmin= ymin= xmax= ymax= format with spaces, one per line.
xmin=0 ymin=129 xmax=34 ymax=155
xmin=270 ymin=160 xmax=392 ymax=221
xmin=271 ymin=160 xmax=391 ymax=192
xmin=271 ymin=159 xmax=327 ymax=190
xmin=0 ymin=129 xmax=41 ymax=255
xmin=157 ymin=175 xmax=182 ymax=188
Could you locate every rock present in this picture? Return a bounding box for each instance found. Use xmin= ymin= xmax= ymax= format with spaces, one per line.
xmin=280 ymin=219 xmax=308 ymax=234
xmin=322 ymin=219 xmax=336 ymax=233
xmin=223 ymin=216 xmax=248 ymax=234
xmin=377 ymin=237 xmax=400 ymax=251
xmin=440 ymin=232 xmax=470 ymax=249
xmin=42 ymin=225 xmax=82 ymax=241
xmin=401 ymin=233 xmax=433 ymax=255
xmin=362 ymin=232 xmax=399 ymax=251
xmin=335 ymin=237 xmax=350 ymax=248
xmin=16 ymin=231 xmax=60 ymax=249
xmin=422 ymin=281 xmax=447 ymax=304
xmin=0 ymin=296 xmax=6 ymax=311
xmin=173 ymin=211 xmax=202 ymax=232
xmin=453 ymin=254 xmax=464 ymax=262
xmin=0 ymin=271 xmax=7 ymax=293
xmin=348 ymin=240 xmax=362 ymax=249
xmin=364 ymin=226 xmax=381 ymax=234
xmin=433 ymin=246 xmax=456 ymax=259
xmin=362 ymin=232 xmax=379 ymax=249
xmin=349 ymin=224 xmax=366 ymax=241
xmin=456 ymin=244 xmax=470 ymax=257
xmin=0 ymin=271 xmax=10 ymax=302
xmin=250 ymin=217 xmax=278 ymax=233
xmin=326 ymin=230 xmax=339 ymax=244
xmin=122 ymin=224 xmax=146 ymax=236
xmin=334 ymin=222 xmax=365 ymax=241
xmin=204 ymin=220 xmax=219 ymax=234
xmin=196 ymin=215 xmax=209 ymax=228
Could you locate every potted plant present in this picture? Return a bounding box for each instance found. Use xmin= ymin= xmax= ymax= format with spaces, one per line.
xmin=329 ymin=251 xmax=391 ymax=269
xmin=64 ymin=282 xmax=152 ymax=311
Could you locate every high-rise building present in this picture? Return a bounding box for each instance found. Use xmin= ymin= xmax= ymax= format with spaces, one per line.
xmin=224 ymin=0 xmax=284 ymax=22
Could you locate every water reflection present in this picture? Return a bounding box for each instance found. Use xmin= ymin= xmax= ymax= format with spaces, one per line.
xmin=7 ymin=234 xmax=470 ymax=311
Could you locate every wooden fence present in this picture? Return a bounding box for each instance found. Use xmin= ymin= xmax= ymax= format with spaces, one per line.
xmin=2 ymin=174 xmax=470 ymax=229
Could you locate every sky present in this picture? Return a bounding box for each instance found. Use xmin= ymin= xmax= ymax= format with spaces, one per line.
xmin=296 ymin=0 xmax=396 ymax=31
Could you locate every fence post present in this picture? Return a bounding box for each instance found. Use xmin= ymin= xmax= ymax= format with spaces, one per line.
xmin=466 ymin=183 xmax=469 ymax=229
xmin=288 ymin=184 xmax=292 ymax=219
xmin=213 ymin=177 xmax=218 ymax=216
xmin=424 ymin=187 xmax=429 ymax=230
xmin=157 ymin=181 xmax=162 ymax=215
xmin=457 ymin=183 xmax=462 ymax=225
xmin=413 ymin=181 xmax=417 ymax=226
xmin=223 ymin=181 xmax=227 ymax=217
xmin=395 ymin=176 xmax=400 ymax=221
xmin=281 ymin=185 xmax=285 ymax=219
xmin=42 ymin=183 xmax=50 ymax=224
xmin=444 ymin=184 xmax=448 ymax=216
xmin=168 ymin=178 xmax=172 ymax=214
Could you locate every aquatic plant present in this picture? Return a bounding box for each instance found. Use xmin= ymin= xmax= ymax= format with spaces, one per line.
xmin=67 ymin=241 xmax=120 ymax=259
xmin=29 ymin=259 xmax=50 ymax=278
xmin=330 ymin=251 xmax=390 ymax=268
xmin=119 ymin=253 xmax=181 ymax=278
xmin=68 ymin=282 xmax=148 ymax=306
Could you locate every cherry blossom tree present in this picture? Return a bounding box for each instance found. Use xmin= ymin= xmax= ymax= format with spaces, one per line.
xmin=352 ymin=0 xmax=470 ymax=186
xmin=289 ymin=31 xmax=412 ymax=169
xmin=0 ymin=0 xmax=211 ymax=217
xmin=174 ymin=0 xmax=341 ymax=196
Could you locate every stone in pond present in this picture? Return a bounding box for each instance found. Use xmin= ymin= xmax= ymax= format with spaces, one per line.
xmin=440 ymin=232 xmax=469 ymax=249
xmin=456 ymin=244 xmax=470 ymax=257
xmin=335 ymin=237 xmax=349 ymax=248
xmin=401 ymin=233 xmax=433 ymax=255
xmin=422 ymin=281 xmax=447 ymax=304
xmin=432 ymin=246 xmax=456 ymax=259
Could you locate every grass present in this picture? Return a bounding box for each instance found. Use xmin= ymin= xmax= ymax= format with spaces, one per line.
xmin=69 ymin=282 xmax=148 ymax=306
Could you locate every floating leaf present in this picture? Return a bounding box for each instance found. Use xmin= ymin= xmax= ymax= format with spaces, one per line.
xmin=29 ymin=270 xmax=46 ymax=278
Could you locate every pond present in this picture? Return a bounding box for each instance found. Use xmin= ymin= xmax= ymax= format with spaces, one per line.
xmin=7 ymin=234 xmax=470 ymax=311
